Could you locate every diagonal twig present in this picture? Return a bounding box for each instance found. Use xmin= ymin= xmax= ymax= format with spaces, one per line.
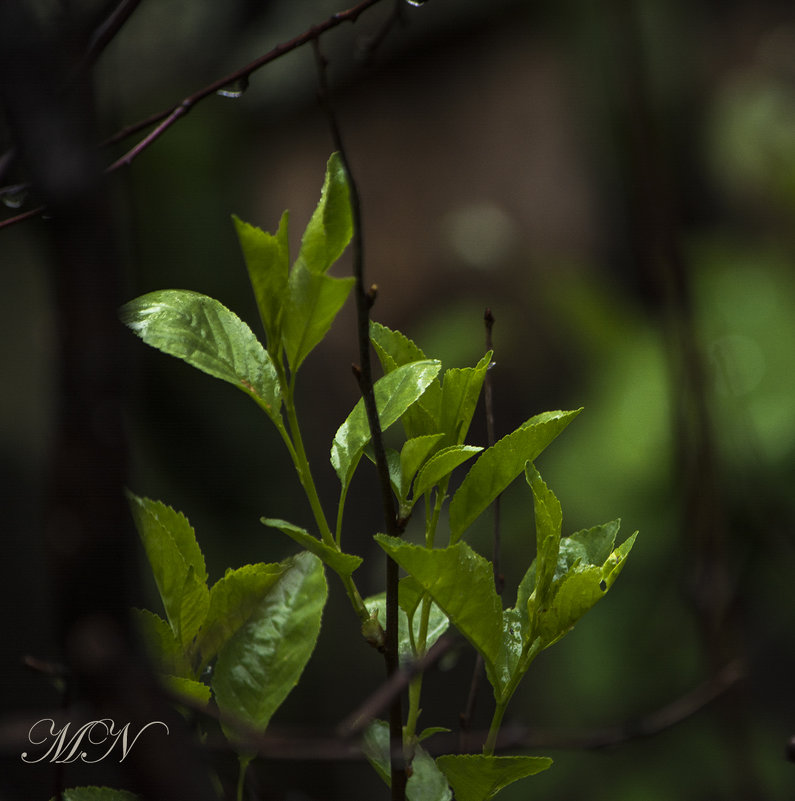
xmin=0 ymin=0 xmax=387 ymax=232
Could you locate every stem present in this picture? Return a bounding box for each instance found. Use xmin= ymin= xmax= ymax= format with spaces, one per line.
xmin=236 ymin=754 xmax=252 ymax=801
xmin=483 ymin=637 xmax=543 ymax=755
xmin=312 ymin=38 xmax=406 ymax=800
xmin=283 ymin=379 xmax=335 ymax=547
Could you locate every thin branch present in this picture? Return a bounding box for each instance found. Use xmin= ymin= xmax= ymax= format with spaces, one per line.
xmin=312 ymin=36 xmax=407 ymax=801
xmin=80 ymin=0 xmax=145 ymax=72
xmin=459 ymin=308 xmax=500 ymax=745
xmin=337 ymin=634 xmax=455 ymax=739
xmin=0 ymin=0 xmax=387 ymax=231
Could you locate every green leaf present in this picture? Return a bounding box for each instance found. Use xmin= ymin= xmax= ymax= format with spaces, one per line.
xmin=413 ymin=445 xmax=482 ymax=500
xmin=437 ymin=352 xmax=492 ymax=446
xmin=131 ymin=608 xmax=190 ymax=678
xmin=212 ymin=551 xmax=327 ymax=733
xmin=162 ymin=675 xmax=212 ymax=707
xmin=197 ymin=562 xmax=286 ymax=667
xmin=296 ymin=152 xmax=353 ymax=274
xmin=399 ymin=434 xmax=445 ymax=500
xmin=374 ymin=536 xmax=509 ymax=694
xmin=436 ymin=754 xmax=552 ymax=801
xmin=370 ymin=320 xmax=428 ymax=370
xmin=364 ymin=592 xmax=449 ymax=664
xmin=260 ymin=518 xmax=362 ymax=578
xmin=120 ymin=290 xmax=282 ymax=419
xmin=370 ymin=322 xmax=442 ymax=437
xmin=52 ymin=789 xmax=140 ymax=801
xmin=126 ymin=493 xmax=209 ymax=649
xmin=233 ymin=212 xmax=289 ymax=352
xmin=517 ymin=514 xmax=638 ymax=648
xmin=363 ymin=720 xmax=452 ymax=801
xmin=331 ymin=360 xmax=442 ymax=487
xmin=526 ymin=465 xmax=562 ymax=619
xmin=449 ymin=409 xmax=582 ymax=542
xmin=282 ymin=264 xmax=355 ymax=372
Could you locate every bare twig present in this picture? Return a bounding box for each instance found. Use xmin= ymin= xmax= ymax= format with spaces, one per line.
xmin=0 ymin=0 xmax=387 ymax=231
xmin=337 ymin=635 xmax=456 ymax=739
xmin=312 ymin=36 xmax=407 ymax=801
xmin=459 ymin=308 xmax=500 ymax=746
xmin=80 ymin=0 xmax=146 ymax=72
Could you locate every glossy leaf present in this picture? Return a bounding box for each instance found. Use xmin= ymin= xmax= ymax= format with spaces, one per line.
xmin=364 ymin=591 xmax=449 ymax=664
xmin=370 ymin=322 xmax=442 ymax=437
xmin=399 ymin=434 xmax=445 ymax=500
xmin=413 ymin=445 xmax=482 ymax=500
xmin=296 ymin=152 xmax=353 ymax=274
xmin=449 ymin=409 xmax=582 ymax=542
xmin=233 ymin=212 xmax=289 ymax=352
xmin=127 ymin=494 xmax=209 ymax=649
xmin=120 ymin=290 xmax=281 ymax=419
xmin=282 ymin=264 xmax=355 ymax=372
xmin=435 ymin=754 xmax=552 ymax=801
xmin=197 ymin=562 xmax=286 ymax=666
xmin=331 ymin=360 xmax=442 ymax=487
xmin=212 ymin=552 xmax=327 ymax=733
xmin=370 ymin=320 xmax=428 ymax=371
xmin=437 ymin=352 xmax=492 ymax=446
xmin=374 ymin=536 xmax=508 ymax=693
xmin=526 ymin=465 xmax=562 ymax=618
xmin=261 ymin=518 xmax=362 ymax=578
xmin=363 ymin=720 xmax=452 ymax=801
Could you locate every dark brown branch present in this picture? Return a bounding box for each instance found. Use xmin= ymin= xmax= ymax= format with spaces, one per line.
xmin=460 ymin=308 xmax=500 ymax=746
xmin=0 ymin=0 xmax=387 ymax=231
xmin=337 ymin=635 xmax=455 ymax=739
xmin=312 ymin=36 xmax=406 ymax=801
xmin=80 ymin=0 xmax=145 ymax=72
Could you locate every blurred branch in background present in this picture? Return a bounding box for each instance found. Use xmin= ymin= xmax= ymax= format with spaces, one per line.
xmin=0 ymin=0 xmax=388 ymax=231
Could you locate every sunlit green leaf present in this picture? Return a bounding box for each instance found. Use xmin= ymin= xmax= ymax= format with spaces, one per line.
xmin=374 ymin=536 xmax=508 ymax=694
xmin=364 ymin=591 xmax=449 ymax=664
xmin=297 ymin=152 xmax=353 ymax=274
xmin=525 ymin=465 xmax=562 ymax=619
xmin=331 ymin=360 xmax=442 ymax=487
xmin=370 ymin=322 xmax=442 ymax=437
xmin=517 ymin=510 xmax=638 ymax=648
xmin=436 ymin=754 xmax=552 ymax=801
xmin=282 ymin=264 xmax=355 ymax=372
xmin=197 ymin=562 xmax=286 ymax=666
xmin=120 ymin=290 xmax=282 ymax=418
xmin=400 ymin=434 xmax=445 ymax=500
xmin=162 ymin=675 xmax=212 ymax=707
xmin=413 ymin=445 xmax=482 ymax=500
xmin=437 ymin=352 xmax=492 ymax=446
xmin=126 ymin=493 xmax=209 ymax=649
xmin=260 ymin=518 xmax=362 ymax=578
xmin=212 ymin=552 xmax=327 ymax=734
xmin=363 ymin=720 xmax=452 ymax=801
xmin=370 ymin=321 xmax=428 ymax=371
xmin=233 ymin=212 xmax=289 ymax=352
xmin=449 ymin=409 xmax=582 ymax=542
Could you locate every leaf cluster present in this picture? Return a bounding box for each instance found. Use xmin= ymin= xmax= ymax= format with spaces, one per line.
xmin=113 ymin=154 xmax=637 ymax=801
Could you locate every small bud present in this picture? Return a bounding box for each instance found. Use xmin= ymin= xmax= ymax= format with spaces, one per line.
xmin=361 ymin=609 xmax=386 ymax=652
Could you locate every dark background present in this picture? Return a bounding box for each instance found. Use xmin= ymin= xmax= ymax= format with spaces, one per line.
xmin=2 ymin=0 xmax=794 ymax=799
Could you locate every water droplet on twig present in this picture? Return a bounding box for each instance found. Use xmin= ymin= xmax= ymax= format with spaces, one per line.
xmin=216 ymin=76 xmax=249 ymax=99
xmin=1 ymin=184 xmax=28 ymax=209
